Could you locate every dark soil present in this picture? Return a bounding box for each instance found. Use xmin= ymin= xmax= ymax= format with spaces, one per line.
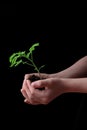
xmin=28 ymin=75 xmax=41 ymax=82
xmin=28 ymin=74 xmax=45 ymax=90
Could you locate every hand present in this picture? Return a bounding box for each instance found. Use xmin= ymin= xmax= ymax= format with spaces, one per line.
xmin=21 ymin=73 xmax=67 ymax=105
xmin=21 ymin=73 xmax=50 ymax=105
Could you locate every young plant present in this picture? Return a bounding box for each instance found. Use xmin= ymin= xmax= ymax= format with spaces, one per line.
xmin=9 ymin=43 xmax=45 ymax=80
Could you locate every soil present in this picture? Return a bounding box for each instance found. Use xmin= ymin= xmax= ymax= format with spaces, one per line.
xmin=28 ymin=74 xmax=45 ymax=90
xmin=28 ymin=74 xmax=41 ymax=82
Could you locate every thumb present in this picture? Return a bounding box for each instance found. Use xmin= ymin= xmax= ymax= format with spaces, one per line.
xmin=31 ymin=79 xmax=49 ymax=89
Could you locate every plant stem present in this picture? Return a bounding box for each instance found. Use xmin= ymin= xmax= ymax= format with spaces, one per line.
xmin=27 ymin=57 xmax=41 ymax=79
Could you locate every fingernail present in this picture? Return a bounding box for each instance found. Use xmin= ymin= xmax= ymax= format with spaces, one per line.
xmin=20 ymin=89 xmax=23 ymax=92
xmin=24 ymin=99 xmax=27 ymax=102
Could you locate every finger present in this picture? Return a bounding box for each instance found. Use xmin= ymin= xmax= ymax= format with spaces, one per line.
xmin=24 ymin=73 xmax=37 ymax=80
xmin=24 ymin=85 xmax=31 ymax=99
xmin=24 ymin=74 xmax=30 ymax=80
xmin=21 ymin=79 xmax=27 ymax=90
xmin=24 ymin=81 xmax=45 ymax=103
xmin=21 ymin=89 xmax=39 ymax=104
xmin=25 ymin=79 xmax=48 ymax=103
xmin=24 ymin=99 xmax=41 ymax=105
xmin=31 ymin=79 xmax=50 ymax=89
xmin=22 ymin=79 xmax=42 ymax=103
xmin=26 ymin=79 xmax=44 ymax=93
xmin=21 ymin=79 xmax=31 ymax=100
xmin=24 ymin=99 xmax=31 ymax=104
xmin=23 ymin=87 xmax=48 ymax=105
xmin=26 ymin=80 xmax=35 ymax=92
xmin=21 ymin=79 xmax=43 ymax=104
xmin=21 ymin=89 xmax=29 ymax=99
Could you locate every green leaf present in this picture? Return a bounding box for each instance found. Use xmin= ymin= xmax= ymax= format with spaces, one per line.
xmin=29 ymin=43 xmax=39 ymax=53
xmin=9 ymin=42 xmax=45 ymax=74
xmin=39 ymin=65 xmax=45 ymax=71
xmin=26 ymin=52 xmax=31 ymax=58
xmin=9 ymin=53 xmax=18 ymax=63
xmin=14 ymin=60 xmax=23 ymax=67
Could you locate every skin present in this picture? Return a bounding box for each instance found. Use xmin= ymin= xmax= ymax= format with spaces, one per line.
xmin=21 ymin=56 xmax=87 ymax=105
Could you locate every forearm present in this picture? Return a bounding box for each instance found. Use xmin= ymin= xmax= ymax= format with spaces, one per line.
xmin=50 ymin=56 xmax=87 ymax=78
xmin=62 ymin=78 xmax=87 ymax=93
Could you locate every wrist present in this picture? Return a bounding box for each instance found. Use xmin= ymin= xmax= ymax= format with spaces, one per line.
xmin=60 ymin=78 xmax=73 ymax=93
xmin=49 ymin=73 xmax=65 ymax=78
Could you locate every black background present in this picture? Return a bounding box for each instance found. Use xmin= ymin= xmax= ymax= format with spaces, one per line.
xmin=80 ymin=0 xmax=87 ymax=8
xmin=0 ymin=4 xmax=16 ymax=16
xmin=0 ymin=4 xmax=87 ymax=130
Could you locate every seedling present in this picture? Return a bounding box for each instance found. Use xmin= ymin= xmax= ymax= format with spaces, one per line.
xmin=9 ymin=43 xmax=45 ymax=80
